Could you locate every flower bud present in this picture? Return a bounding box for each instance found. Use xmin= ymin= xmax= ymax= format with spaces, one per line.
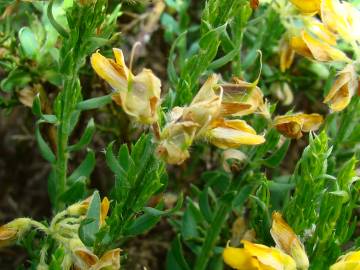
xmin=274 ymin=113 xmax=323 ymax=139
xmin=0 ymin=218 xmax=31 ymax=248
xmin=324 ymin=64 xmax=358 ymax=112
xmin=271 ymin=212 xmax=309 ymax=270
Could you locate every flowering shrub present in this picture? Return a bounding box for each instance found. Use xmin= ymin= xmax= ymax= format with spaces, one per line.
xmin=0 ymin=0 xmax=360 ymax=269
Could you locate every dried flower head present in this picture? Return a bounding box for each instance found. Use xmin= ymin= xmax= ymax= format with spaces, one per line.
xmin=91 ymin=47 xmax=161 ymax=124
xmin=0 ymin=218 xmax=31 ymax=248
xmin=324 ymin=64 xmax=358 ymax=112
xmin=271 ymin=212 xmax=309 ymax=270
xmin=274 ymin=113 xmax=324 ymax=139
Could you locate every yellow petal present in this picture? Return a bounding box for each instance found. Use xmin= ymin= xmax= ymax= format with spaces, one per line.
xmin=270 ymin=212 xmax=309 ymax=270
xmin=67 ymin=196 xmax=93 ymax=216
xmin=279 ymin=37 xmax=295 ymax=72
xmin=221 ymin=102 xmax=253 ymax=116
xmin=100 ymin=197 xmax=110 ymax=227
xmin=304 ymin=17 xmax=337 ymax=46
xmin=289 ymin=0 xmax=320 ymax=14
xmin=330 ymin=251 xmax=360 ymax=270
xmin=273 ymin=115 xmax=303 ymax=139
xmin=184 ymin=75 xmax=222 ymax=126
xmin=157 ymin=121 xmax=198 ymax=164
xmin=92 ymin=248 xmax=121 ymax=270
xmin=73 ymin=248 xmax=99 ymax=269
xmin=274 ymin=113 xmax=323 ymax=139
xmin=191 ymin=74 xmax=220 ymax=105
xmin=220 ymin=82 xmax=266 ymax=117
xmin=324 ymin=64 xmax=358 ymax=112
xmin=121 ymin=68 xmax=161 ymax=124
xmin=301 ymin=114 xmax=324 ymax=132
xmin=243 ymin=240 xmax=297 ymax=270
xmin=330 ymin=261 xmax=360 ymax=270
xmin=301 ymin=31 xmax=349 ymax=62
xmin=0 ymin=226 xmax=17 ymax=248
xmin=112 ymin=48 xmax=130 ymax=78
xmin=91 ymin=51 xmax=128 ymax=91
xmin=321 ymin=0 xmax=360 ymax=43
xmin=290 ymin=36 xmax=313 ymax=59
xmin=208 ymin=119 xmax=265 ymax=149
xmin=223 ymin=246 xmax=260 ymax=270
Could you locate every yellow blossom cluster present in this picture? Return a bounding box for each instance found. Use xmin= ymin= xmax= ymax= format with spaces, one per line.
xmin=223 ymin=211 xmax=360 ymax=270
xmin=280 ymin=0 xmax=360 ymax=112
xmin=0 ymin=195 xmax=120 ymax=270
xmin=91 ymin=47 xmax=327 ymax=163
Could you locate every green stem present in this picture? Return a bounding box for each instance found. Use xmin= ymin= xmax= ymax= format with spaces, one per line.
xmin=55 ymin=78 xmax=75 ymax=211
xmin=194 ymin=167 xmax=249 ymax=270
xmin=193 ymin=203 xmax=229 ymax=270
xmin=47 ymin=0 xmax=69 ymax=38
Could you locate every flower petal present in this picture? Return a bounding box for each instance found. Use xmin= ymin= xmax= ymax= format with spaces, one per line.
xmin=274 ymin=115 xmax=304 ymax=139
xmin=280 ymin=37 xmax=295 ymax=72
xmin=208 ymin=125 xmax=265 ymax=149
xmin=289 ymin=0 xmax=320 ymax=14
xmin=223 ymin=246 xmax=260 ymax=270
xmin=100 ymin=197 xmax=110 ymax=227
xmin=91 ymin=51 xmax=128 ymax=91
xmin=270 ymin=212 xmax=309 ymax=270
xmin=243 ymin=240 xmax=297 ymax=270
xmin=324 ymin=64 xmax=358 ymax=112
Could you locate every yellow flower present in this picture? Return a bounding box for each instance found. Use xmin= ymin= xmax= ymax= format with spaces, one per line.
xmin=289 ymin=0 xmax=321 ymax=14
xmin=71 ymin=242 xmax=121 ymax=270
xmin=91 ymin=48 xmax=161 ymax=124
xmin=156 ymin=75 xmax=221 ymax=164
xmin=182 ymin=74 xmax=222 ymax=127
xmin=279 ymin=37 xmax=295 ymax=72
xmin=270 ymin=212 xmax=309 ymax=270
xmin=321 ymin=0 xmax=360 ymax=43
xmin=274 ymin=113 xmax=324 ymax=139
xmin=156 ymin=120 xmax=198 ymax=165
xmin=302 ymin=17 xmax=337 ymax=46
xmin=323 ymin=64 xmax=358 ymax=112
xmin=100 ymin=197 xmax=110 ymax=227
xmin=0 ymin=218 xmax=31 ymax=248
xmin=290 ymin=31 xmax=349 ymax=62
xmin=330 ymin=250 xmax=360 ymax=270
xmin=220 ymin=77 xmax=270 ymax=119
xmin=206 ymin=118 xmax=265 ymax=149
xmin=223 ymin=240 xmax=297 ymax=270
xmin=157 ymin=75 xmax=266 ymax=164
xmin=67 ymin=196 xmax=110 ymax=227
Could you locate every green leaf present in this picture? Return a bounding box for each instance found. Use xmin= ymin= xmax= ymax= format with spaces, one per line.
xmin=105 ymin=142 xmax=127 ymax=179
xmin=32 ymin=94 xmax=42 ymax=117
xmin=199 ymin=187 xmax=212 ymax=223
xmin=76 ymin=94 xmax=112 ymax=110
xmin=19 ymin=27 xmax=40 ymax=59
xmin=1 ymin=69 xmax=32 ymax=92
xmin=208 ymin=48 xmax=238 ymax=70
xmin=181 ymin=199 xmax=201 ymax=239
xmin=262 ymin=139 xmax=290 ymax=168
xmin=35 ymin=123 xmax=56 ymax=163
xmin=79 ymin=191 xmax=101 ymax=246
xmin=68 ymin=118 xmax=95 ymax=152
xmin=68 ymin=150 xmax=96 ymax=184
xmin=167 ymin=235 xmax=191 ymax=270
xmin=59 ymin=177 xmax=87 ymax=204
xmin=232 ymin=184 xmax=253 ymax=208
